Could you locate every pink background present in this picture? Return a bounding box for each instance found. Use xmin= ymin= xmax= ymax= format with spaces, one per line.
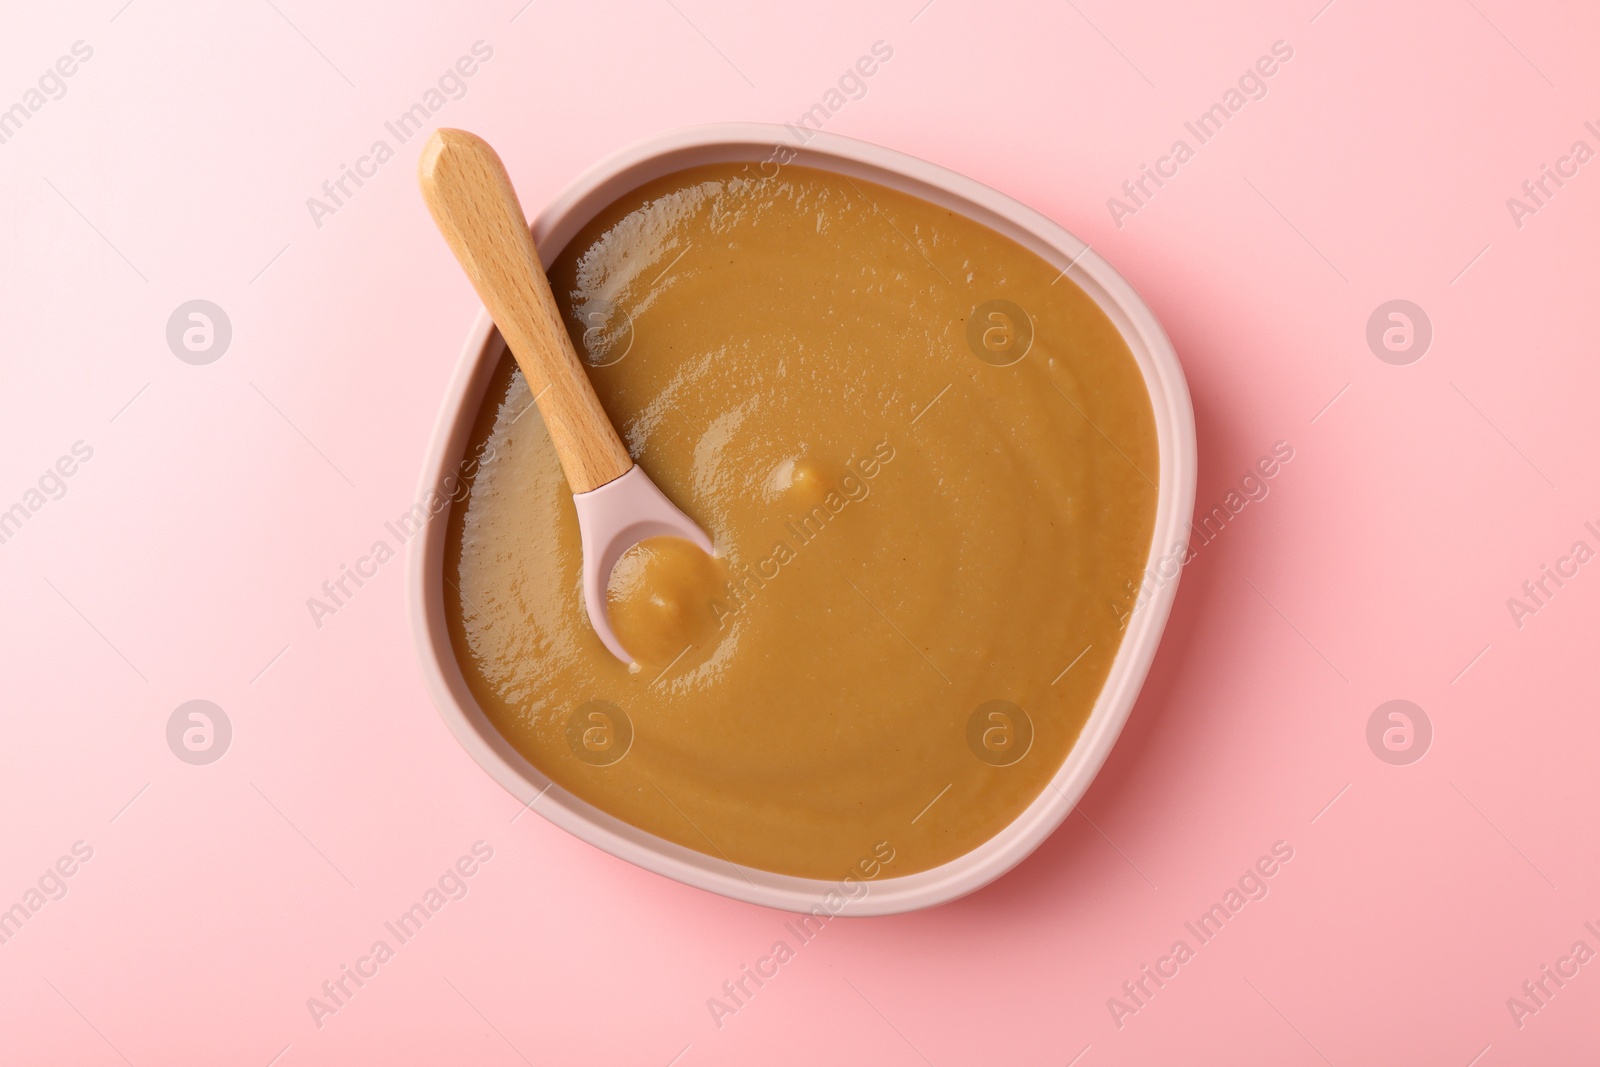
xmin=3 ymin=0 xmax=1597 ymax=1063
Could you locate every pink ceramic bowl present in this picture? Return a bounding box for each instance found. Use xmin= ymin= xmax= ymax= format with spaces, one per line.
xmin=407 ymin=123 xmax=1197 ymax=915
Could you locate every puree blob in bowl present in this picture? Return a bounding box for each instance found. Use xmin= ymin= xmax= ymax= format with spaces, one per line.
xmin=443 ymin=162 xmax=1159 ymax=881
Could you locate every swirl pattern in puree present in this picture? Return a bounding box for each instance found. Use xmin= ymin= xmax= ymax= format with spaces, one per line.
xmin=445 ymin=163 xmax=1158 ymax=880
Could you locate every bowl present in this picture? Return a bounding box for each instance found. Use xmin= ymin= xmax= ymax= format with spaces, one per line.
xmin=407 ymin=122 xmax=1196 ymax=915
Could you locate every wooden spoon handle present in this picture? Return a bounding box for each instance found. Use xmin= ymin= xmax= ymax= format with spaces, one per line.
xmin=419 ymin=128 xmax=633 ymax=493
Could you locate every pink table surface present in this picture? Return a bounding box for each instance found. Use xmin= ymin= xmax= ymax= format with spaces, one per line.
xmin=3 ymin=0 xmax=1597 ymax=1063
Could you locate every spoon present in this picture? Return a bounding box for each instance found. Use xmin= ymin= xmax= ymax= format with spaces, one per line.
xmin=418 ymin=128 xmax=715 ymax=665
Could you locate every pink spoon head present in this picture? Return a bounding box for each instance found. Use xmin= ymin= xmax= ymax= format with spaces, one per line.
xmin=571 ymin=464 xmax=716 ymax=665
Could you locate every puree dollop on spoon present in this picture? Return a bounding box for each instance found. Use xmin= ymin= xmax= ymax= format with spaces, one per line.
xmin=418 ymin=128 xmax=715 ymax=665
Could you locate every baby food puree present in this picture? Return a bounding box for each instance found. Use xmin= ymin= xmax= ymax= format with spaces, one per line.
xmin=446 ymin=163 xmax=1157 ymax=880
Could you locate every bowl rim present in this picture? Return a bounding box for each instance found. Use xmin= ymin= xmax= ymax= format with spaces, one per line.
xmin=406 ymin=121 xmax=1197 ymax=916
